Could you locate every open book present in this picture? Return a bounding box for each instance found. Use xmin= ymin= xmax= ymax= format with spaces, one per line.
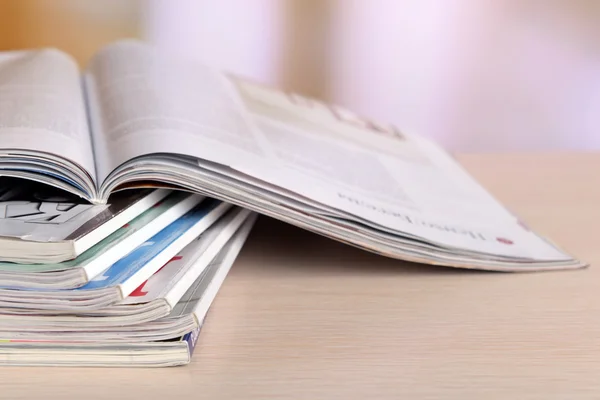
xmin=0 ymin=39 xmax=584 ymax=272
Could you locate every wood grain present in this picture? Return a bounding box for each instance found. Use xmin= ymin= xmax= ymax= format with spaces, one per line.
xmin=1 ymin=152 xmax=599 ymax=399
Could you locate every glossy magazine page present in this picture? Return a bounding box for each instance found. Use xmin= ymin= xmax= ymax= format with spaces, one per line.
xmin=0 ymin=179 xmax=165 ymax=243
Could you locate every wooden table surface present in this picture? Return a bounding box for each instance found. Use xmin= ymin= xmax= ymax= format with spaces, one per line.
xmin=1 ymin=152 xmax=599 ymax=399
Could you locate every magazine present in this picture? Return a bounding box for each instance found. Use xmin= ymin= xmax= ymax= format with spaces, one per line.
xmin=0 ymin=198 xmax=233 ymax=311
xmin=0 ymin=39 xmax=584 ymax=271
xmin=0 ymin=178 xmax=169 ymax=263
xmin=0 ymin=213 xmax=256 ymax=367
xmin=0 ymin=192 xmax=206 ymax=289
xmin=0 ymin=208 xmax=253 ymax=332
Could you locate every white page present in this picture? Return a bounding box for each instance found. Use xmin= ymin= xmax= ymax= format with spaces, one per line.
xmin=0 ymin=48 xmax=96 ymax=180
xmin=84 ymin=40 xmax=270 ymax=183
xmin=83 ymin=41 xmax=569 ymax=261
xmin=232 ymin=78 xmax=515 ymax=223
xmin=223 ymin=79 xmax=571 ymax=260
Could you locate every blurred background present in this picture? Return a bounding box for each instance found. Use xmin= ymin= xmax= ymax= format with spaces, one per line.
xmin=0 ymin=0 xmax=598 ymax=152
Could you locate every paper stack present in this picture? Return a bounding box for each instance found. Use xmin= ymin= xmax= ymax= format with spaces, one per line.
xmin=0 ymin=181 xmax=256 ymax=367
xmin=0 ymin=39 xmax=585 ymax=367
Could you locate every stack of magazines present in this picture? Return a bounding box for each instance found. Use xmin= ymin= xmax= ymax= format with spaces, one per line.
xmin=0 ymin=181 xmax=257 ymax=367
xmin=0 ymin=39 xmax=586 ymax=367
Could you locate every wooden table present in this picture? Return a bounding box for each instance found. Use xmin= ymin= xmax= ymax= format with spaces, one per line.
xmin=2 ymin=152 xmax=599 ymax=399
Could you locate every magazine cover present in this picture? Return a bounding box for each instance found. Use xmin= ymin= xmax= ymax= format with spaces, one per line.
xmin=0 ymin=177 xmax=166 ymax=242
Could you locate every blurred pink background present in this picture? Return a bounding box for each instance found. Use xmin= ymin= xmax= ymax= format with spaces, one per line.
xmin=1 ymin=0 xmax=599 ymax=153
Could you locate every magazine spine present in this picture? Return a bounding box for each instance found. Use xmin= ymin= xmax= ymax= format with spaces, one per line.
xmin=184 ymin=325 xmax=202 ymax=359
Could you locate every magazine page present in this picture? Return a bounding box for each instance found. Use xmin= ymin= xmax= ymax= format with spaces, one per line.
xmin=0 ymin=48 xmax=97 ymax=184
xmin=228 ymin=79 xmax=570 ymax=260
xmin=84 ymin=40 xmax=269 ymax=184
xmin=83 ymin=40 xmax=569 ymax=261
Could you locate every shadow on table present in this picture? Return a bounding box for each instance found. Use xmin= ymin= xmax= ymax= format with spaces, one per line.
xmin=235 ymin=215 xmax=497 ymax=277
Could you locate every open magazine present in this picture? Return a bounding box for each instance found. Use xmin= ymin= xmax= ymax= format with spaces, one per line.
xmin=0 ymin=39 xmax=584 ymax=272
